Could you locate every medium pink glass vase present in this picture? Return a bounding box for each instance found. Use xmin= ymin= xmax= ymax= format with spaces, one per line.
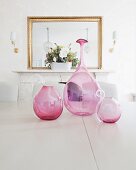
xmin=97 ymin=97 xmax=122 ymax=123
xmin=33 ymin=86 xmax=63 ymax=120
xmin=63 ymin=39 xmax=104 ymax=116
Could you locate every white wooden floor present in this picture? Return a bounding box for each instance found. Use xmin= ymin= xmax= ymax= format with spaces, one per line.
xmin=0 ymin=102 xmax=136 ymax=170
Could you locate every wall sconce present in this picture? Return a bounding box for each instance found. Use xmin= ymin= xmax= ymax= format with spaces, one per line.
xmin=10 ymin=32 xmax=19 ymax=53
xmin=109 ymin=31 xmax=117 ymax=53
xmin=43 ymin=27 xmax=53 ymax=53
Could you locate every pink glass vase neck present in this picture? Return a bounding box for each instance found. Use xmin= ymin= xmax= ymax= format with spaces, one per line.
xmin=76 ymin=39 xmax=88 ymax=67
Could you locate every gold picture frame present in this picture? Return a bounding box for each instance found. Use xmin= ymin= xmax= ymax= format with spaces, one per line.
xmin=27 ymin=16 xmax=102 ymax=69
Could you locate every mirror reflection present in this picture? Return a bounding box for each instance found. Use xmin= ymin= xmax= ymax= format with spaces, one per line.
xmin=28 ymin=17 xmax=102 ymax=69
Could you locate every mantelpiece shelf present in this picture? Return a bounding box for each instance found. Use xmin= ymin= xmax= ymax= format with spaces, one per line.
xmin=13 ymin=69 xmax=114 ymax=73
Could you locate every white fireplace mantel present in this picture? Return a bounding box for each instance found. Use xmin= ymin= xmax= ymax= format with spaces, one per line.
xmin=13 ymin=69 xmax=114 ymax=101
xmin=13 ymin=69 xmax=113 ymax=81
xmin=13 ymin=69 xmax=113 ymax=73
xmin=13 ymin=69 xmax=114 ymax=74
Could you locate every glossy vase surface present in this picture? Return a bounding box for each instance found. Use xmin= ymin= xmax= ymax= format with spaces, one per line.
xmin=97 ymin=97 xmax=121 ymax=123
xmin=63 ymin=39 xmax=104 ymax=116
xmin=33 ymin=86 xmax=63 ymax=120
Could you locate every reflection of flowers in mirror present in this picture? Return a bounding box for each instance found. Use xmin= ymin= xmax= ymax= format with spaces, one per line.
xmin=45 ymin=43 xmax=79 ymax=68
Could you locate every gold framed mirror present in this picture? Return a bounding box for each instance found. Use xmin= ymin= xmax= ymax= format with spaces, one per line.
xmin=27 ymin=16 xmax=102 ymax=69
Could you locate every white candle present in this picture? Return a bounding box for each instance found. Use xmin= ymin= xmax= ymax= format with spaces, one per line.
xmin=10 ymin=32 xmax=16 ymax=41
xmin=112 ymin=31 xmax=116 ymax=40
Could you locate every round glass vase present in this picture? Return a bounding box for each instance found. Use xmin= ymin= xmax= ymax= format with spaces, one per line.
xmin=96 ymin=97 xmax=122 ymax=123
xmin=33 ymin=86 xmax=63 ymax=120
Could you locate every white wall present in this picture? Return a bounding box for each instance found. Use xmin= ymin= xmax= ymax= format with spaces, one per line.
xmin=0 ymin=0 xmax=136 ymax=101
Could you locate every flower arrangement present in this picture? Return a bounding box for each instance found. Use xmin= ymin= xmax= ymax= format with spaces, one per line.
xmin=45 ymin=43 xmax=79 ymax=68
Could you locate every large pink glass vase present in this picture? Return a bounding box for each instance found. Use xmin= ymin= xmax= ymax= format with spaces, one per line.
xmin=63 ymin=39 xmax=104 ymax=116
xmin=97 ymin=97 xmax=122 ymax=123
xmin=33 ymin=86 xmax=63 ymax=120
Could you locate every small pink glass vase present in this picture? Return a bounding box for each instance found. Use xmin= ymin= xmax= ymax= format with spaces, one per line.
xmin=63 ymin=39 xmax=104 ymax=116
xmin=33 ymin=86 xmax=63 ymax=120
xmin=97 ymin=97 xmax=122 ymax=123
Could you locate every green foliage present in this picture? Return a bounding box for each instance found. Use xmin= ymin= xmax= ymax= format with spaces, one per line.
xmin=67 ymin=51 xmax=76 ymax=62
xmin=45 ymin=43 xmax=79 ymax=68
xmin=72 ymin=58 xmax=79 ymax=68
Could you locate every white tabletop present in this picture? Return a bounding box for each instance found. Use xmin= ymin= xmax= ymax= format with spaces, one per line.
xmin=0 ymin=102 xmax=136 ymax=170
